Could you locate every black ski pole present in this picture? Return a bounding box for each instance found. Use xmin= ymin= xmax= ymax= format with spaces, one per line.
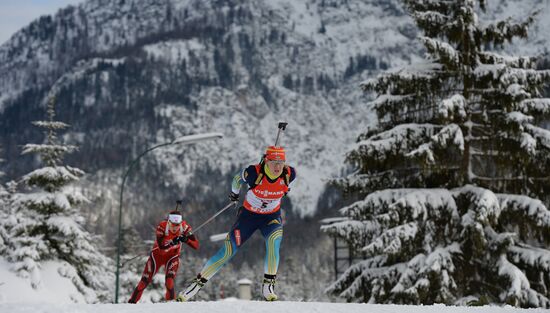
xmin=192 ymin=202 xmax=238 ymax=233
xmin=120 ymin=254 xmax=143 ymax=268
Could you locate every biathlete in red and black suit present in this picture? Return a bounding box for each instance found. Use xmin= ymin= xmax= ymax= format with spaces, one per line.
xmin=178 ymin=145 xmax=296 ymax=302
xmin=128 ymin=210 xmax=199 ymax=303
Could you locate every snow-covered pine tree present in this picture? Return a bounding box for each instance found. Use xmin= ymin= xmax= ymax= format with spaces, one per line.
xmin=0 ymin=182 xmax=18 ymax=262
xmin=4 ymin=97 xmax=114 ymax=302
xmin=0 ymin=149 xmax=8 ymax=256
xmin=322 ymin=0 xmax=550 ymax=307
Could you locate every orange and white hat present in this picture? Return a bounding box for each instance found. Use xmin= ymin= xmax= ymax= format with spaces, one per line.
xmin=265 ymin=146 xmax=286 ymax=161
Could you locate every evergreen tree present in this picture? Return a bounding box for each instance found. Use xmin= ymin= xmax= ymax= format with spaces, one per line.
xmin=0 ymin=195 xmax=11 ymax=259
xmin=323 ymin=0 xmax=550 ymax=307
xmin=0 ymin=151 xmax=8 ymax=256
xmin=4 ymin=97 xmax=114 ymax=302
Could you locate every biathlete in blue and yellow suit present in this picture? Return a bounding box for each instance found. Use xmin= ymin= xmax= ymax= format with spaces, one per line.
xmin=177 ymin=145 xmax=296 ymax=301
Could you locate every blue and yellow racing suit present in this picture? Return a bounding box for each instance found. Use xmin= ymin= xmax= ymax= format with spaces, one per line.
xmin=198 ymin=163 xmax=296 ymax=280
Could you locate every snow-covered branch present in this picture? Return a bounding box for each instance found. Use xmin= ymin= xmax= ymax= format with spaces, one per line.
xmin=420 ymin=37 xmax=460 ymax=68
xmin=482 ymin=16 xmax=534 ymax=46
xmin=350 ymin=124 xmax=439 ymax=165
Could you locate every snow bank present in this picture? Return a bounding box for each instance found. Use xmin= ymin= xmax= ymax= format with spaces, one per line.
xmin=0 ymin=257 xmax=86 ymax=304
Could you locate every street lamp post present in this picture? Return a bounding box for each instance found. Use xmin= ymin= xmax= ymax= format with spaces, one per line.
xmin=114 ymin=133 xmax=223 ymax=303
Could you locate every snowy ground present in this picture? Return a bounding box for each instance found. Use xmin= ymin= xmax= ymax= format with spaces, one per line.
xmin=1 ymin=259 xmax=546 ymax=313
xmin=1 ymin=258 xmax=547 ymax=313
xmin=0 ymin=257 xmax=88 ymax=304
xmin=1 ymin=301 xmax=548 ymax=313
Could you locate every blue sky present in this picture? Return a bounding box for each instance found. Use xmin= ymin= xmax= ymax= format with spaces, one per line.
xmin=0 ymin=0 xmax=83 ymax=44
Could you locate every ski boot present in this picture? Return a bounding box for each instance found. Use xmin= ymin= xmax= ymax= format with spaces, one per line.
xmin=176 ymin=275 xmax=208 ymax=302
xmin=262 ymin=274 xmax=278 ymax=301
